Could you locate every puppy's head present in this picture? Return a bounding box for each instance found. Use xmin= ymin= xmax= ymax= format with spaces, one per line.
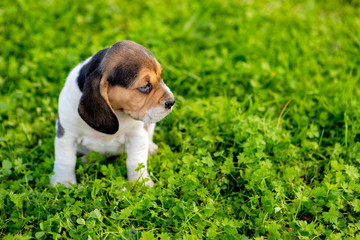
xmin=77 ymin=40 xmax=175 ymax=134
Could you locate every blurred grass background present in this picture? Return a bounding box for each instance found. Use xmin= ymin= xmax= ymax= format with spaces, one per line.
xmin=1 ymin=0 xmax=359 ymax=142
xmin=1 ymin=0 xmax=360 ymax=239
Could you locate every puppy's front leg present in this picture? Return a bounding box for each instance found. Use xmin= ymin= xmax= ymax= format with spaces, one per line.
xmin=51 ymin=134 xmax=78 ymax=187
xmin=126 ymin=128 xmax=154 ymax=187
xmin=144 ymin=123 xmax=158 ymax=155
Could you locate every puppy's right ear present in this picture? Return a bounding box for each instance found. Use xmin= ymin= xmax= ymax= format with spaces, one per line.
xmin=77 ymin=50 xmax=119 ymax=134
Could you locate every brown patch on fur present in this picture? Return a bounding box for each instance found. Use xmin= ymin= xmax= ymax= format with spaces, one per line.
xmin=107 ymin=66 xmax=170 ymax=120
xmin=99 ymin=75 xmax=114 ymax=112
xmin=154 ymin=62 xmax=162 ymax=79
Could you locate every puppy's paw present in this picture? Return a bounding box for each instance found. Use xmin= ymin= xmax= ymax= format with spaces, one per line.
xmin=51 ymin=175 xmax=77 ymax=187
xmin=128 ymin=175 xmax=155 ymax=188
xmin=148 ymin=142 xmax=158 ymax=155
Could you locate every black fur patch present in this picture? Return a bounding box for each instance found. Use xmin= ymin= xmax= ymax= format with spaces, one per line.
xmin=56 ymin=116 xmax=65 ymax=138
xmin=77 ymin=48 xmax=109 ymax=92
xmin=107 ymin=61 xmax=141 ymax=88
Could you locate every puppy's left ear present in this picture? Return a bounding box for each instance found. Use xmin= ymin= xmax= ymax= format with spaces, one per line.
xmin=78 ymin=70 xmax=119 ymax=134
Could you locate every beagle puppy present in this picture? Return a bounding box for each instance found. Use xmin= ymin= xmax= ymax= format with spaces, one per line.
xmin=51 ymin=40 xmax=175 ymax=187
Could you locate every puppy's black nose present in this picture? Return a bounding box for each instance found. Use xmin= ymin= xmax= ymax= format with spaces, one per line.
xmin=165 ymin=100 xmax=175 ymax=109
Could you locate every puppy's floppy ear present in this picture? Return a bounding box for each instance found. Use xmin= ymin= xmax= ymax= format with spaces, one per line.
xmin=78 ymin=59 xmax=119 ymax=134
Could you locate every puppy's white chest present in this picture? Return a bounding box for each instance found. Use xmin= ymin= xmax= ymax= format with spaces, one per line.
xmin=77 ymin=134 xmax=126 ymax=156
xmin=73 ymin=112 xmax=144 ymax=156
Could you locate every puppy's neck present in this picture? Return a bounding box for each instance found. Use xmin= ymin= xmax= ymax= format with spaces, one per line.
xmin=114 ymin=110 xmax=136 ymax=121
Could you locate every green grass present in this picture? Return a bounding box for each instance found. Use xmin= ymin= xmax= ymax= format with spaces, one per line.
xmin=1 ymin=0 xmax=360 ymax=239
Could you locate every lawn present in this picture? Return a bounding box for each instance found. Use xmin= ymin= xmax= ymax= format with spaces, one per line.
xmin=1 ymin=0 xmax=360 ymax=239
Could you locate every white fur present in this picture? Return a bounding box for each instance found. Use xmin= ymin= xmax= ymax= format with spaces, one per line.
xmin=51 ymin=57 xmax=173 ymax=187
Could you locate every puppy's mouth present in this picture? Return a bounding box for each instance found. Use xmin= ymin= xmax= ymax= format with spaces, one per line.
xmin=142 ymin=106 xmax=173 ymax=123
xmin=118 ymin=104 xmax=173 ymax=123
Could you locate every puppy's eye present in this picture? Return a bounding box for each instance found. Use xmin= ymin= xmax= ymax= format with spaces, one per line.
xmin=138 ymin=82 xmax=152 ymax=94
